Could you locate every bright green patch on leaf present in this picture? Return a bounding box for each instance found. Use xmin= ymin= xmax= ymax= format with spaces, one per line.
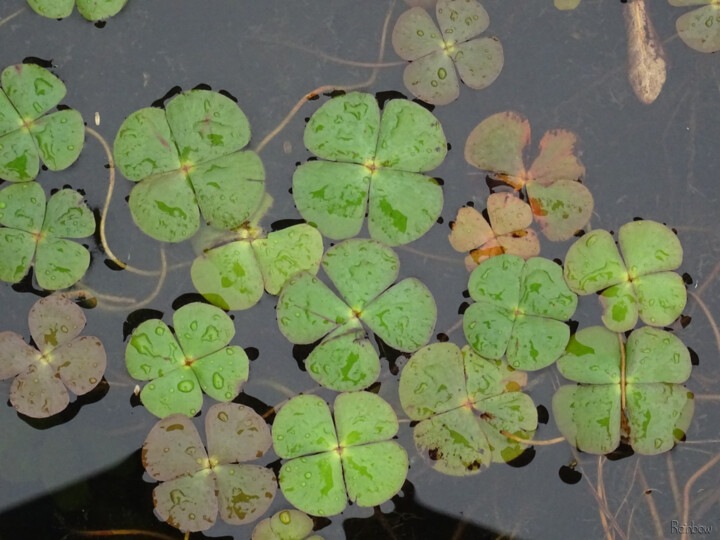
xmin=0 ymin=64 xmax=84 ymax=182
xmin=293 ymin=92 xmax=445 ymax=246
xmin=0 ymin=182 xmax=95 ymax=289
xmin=114 ymin=90 xmax=265 ymax=242
xmin=669 ymin=1 xmax=720 ymax=53
xmin=277 ymin=239 xmax=436 ymax=391
xmin=553 ymin=325 xmax=694 ymax=455
xmin=272 ymin=392 xmax=407 ymax=516
xmin=143 ymin=403 xmax=276 ymax=532
xmin=564 ymin=220 xmax=686 ymax=331
xmin=465 ymin=112 xmax=592 ymax=241
xmin=0 ymin=295 xmax=106 ymax=418
xmin=399 ymin=343 xmax=537 ymax=475
xmin=392 ymin=0 xmax=504 ymax=105
xmin=125 ymin=302 xmax=249 ymax=418
xmin=463 ymin=254 xmax=577 ymax=370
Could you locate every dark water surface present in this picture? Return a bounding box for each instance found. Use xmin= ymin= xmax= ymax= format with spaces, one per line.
xmin=0 ymin=1 xmax=719 ymax=539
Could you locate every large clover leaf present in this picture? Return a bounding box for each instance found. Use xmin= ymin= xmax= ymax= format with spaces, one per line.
xmin=564 ymin=220 xmax=686 ymax=332
xmin=143 ymin=403 xmax=276 ymax=532
xmin=26 ymin=0 xmax=127 ymax=21
xmin=125 ymin=302 xmax=249 ymax=418
xmin=113 ymin=89 xmax=265 ymax=242
xmin=253 ymin=510 xmax=323 ymax=540
xmin=292 ymin=92 xmax=446 ymax=246
xmin=0 ymin=295 xmax=106 ymax=418
xmin=0 ymin=63 xmax=84 ymax=182
xmin=272 ymin=392 xmax=408 ymax=517
xmin=0 ymin=182 xmax=95 ymax=289
xmin=553 ymin=326 xmax=694 ymax=455
xmin=463 ymin=254 xmax=577 ymax=371
xmin=191 ymin=223 xmax=323 ymax=311
xmin=449 ymin=192 xmax=540 ymax=271
xmin=392 ymin=0 xmax=504 ymax=105
xmin=399 ymin=343 xmax=537 ymax=476
xmin=277 ymin=239 xmax=436 ymax=391
xmin=465 ymin=111 xmax=593 ymax=241
xmin=669 ymin=1 xmax=720 ymax=53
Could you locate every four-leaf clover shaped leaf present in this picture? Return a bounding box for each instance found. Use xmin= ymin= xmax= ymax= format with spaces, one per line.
xmin=399 ymin=343 xmax=537 ymax=476
xmin=553 ymin=326 xmax=694 ymax=455
xmin=0 ymin=182 xmax=95 ymax=289
xmin=463 ymin=254 xmax=577 ymax=371
xmin=0 ymin=63 xmax=84 ymax=182
xmin=26 ymin=0 xmax=128 ymax=21
xmin=113 ymin=89 xmax=265 ymax=242
xmin=292 ymin=92 xmax=446 ymax=246
xmin=143 ymin=402 xmax=276 ymax=532
xmin=277 ymin=239 xmax=436 ymax=391
xmin=392 ymin=0 xmax=504 ymax=105
xmin=669 ymin=0 xmax=720 ymax=53
xmin=0 ymin=295 xmax=106 ymax=418
xmin=449 ymin=192 xmax=540 ymax=271
xmin=563 ymin=220 xmax=687 ymax=332
xmin=125 ymin=302 xmax=249 ymax=418
xmin=465 ymin=111 xmax=593 ymax=241
xmin=272 ymin=391 xmax=408 ymax=517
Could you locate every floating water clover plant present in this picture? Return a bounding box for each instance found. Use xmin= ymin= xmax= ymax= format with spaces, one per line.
xmin=553 ymin=326 xmax=694 ymax=455
xmin=277 ymin=239 xmax=436 ymax=391
xmin=272 ymin=392 xmax=408 ymax=516
xmin=0 ymin=63 xmax=84 ymax=182
xmin=669 ymin=0 xmax=720 ymax=53
xmin=563 ymin=220 xmax=687 ymax=332
xmin=191 ymin=223 xmax=323 ymax=311
xmin=465 ymin=111 xmax=593 ymax=241
xmin=449 ymin=192 xmax=540 ymax=271
xmin=293 ymin=92 xmax=445 ymax=246
xmin=125 ymin=302 xmax=249 ymax=418
xmin=392 ymin=0 xmax=504 ymax=105
xmin=26 ymin=0 xmax=127 ymax=21
xmin=463 ymin=254 xmax=577 ymax=371
xmin=142 ymin=403 xmax=276 ymax=532
xmin=0 ymin=295 xmax=106 ymax=418
xmin=0 ymin=182 xmax=95 ymax=289
xmin=399 ymin=343 xmax=537 ymax=476
xmin=252 ymin=509 xmax=323 ymax=540
xmin=113 ymin=89 xmax=265 ymax=242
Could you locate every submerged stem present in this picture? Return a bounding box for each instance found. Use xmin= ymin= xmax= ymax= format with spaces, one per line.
xmin=0 ymin=7 xmax=24 ymax=28
xmin=500 ymin=430 xmax=565 ymax=446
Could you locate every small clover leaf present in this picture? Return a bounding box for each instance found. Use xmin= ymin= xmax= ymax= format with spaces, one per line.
xmin=465 ymin=111 xmax=593 ymax=241
xmin=553 ymin=326 xmax=694 ymax=455
xmin=0 ymin=295 xmax=106 ymax=418
xmin=463 ymin=254 xmax=577 ymax=371
xmin=252 ymin=509 xmax=323 ymax=540
xmin=277 ymin=239 xmax=436 ymax=391
xmin=0 ymin=182 xmax=95 ymax=289
xmin=0 ymin=64 xmax=84 ymax=182
xmin=399 ymin=343 xmax=537 ymax=476
xmin=563 ymin=220 xmax=687 ymax=332
xmin=669 ymin=0 xmax=720 ymax=53
xmin=26 ymin=0 xmax=127 ymax=21
xmin=392 ymin=0 xmax=504 ymax=105
xmin=125 ymin=302 xmax=249 ymax=418
xmin=191 ymin=223 xmax=323 ymax=311
xmin=113 ymin=89 xmax=265 ymax=242
xmin=293 ymin=92 xmax=446 ymax=246
xmin=272 ymin=392 xmax=408 ymax=517
xmin=449 ymin=192 xmax=540 ymax=271
xmin=143 ymin=402 xmax=276 ymax=532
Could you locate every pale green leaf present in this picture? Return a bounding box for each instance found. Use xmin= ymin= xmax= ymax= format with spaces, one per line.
xmin=334 ymin=391 xmax=398 ymax=447
xmin=342 ymin=442 xmax=407 ymax=506
xmin=279 ymin=452 xmax=346 ymax=517
xmin=29 ymin=109 xmax=84 ymax=171
xmin=272 ymin=395 xmax=337 ymax=459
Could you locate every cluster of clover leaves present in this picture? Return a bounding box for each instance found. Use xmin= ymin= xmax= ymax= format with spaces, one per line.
xmin=0 ymin=0 xmax=700 ymax=535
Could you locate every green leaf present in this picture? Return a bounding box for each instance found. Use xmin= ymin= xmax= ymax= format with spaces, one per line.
xmin=42 ymin=188 xmax=95 ymax=238
xmin=0 ymin=128 xmax=40 ymax=182
xmin=519 ymin=256 xmax=577 ymax=319
xmin=342 ymin=441 xmax=407 ymax=506
xmin=0 ymin=91 xmax=21 ymax=138
xmin=173 ymin=302 xmax=235 ymax=360
xmin=76 ymin=0 xmax=128 ymax=21
xmin=0 ymin=181 xmax=45 ymax=232
xmin=26 ymin=0 xmax=75 ymax=19
xmin=215 ymin=464 xmax=276 ymax=525
xmin=467 ymin=252 xmax=524 ymax=308
xmin=153 ymin=470 xmax=218 ymax=532
xmin=675 ymin=5 xmax=720 ymax=53
xmin=303 ymin=92 xmax=379 ymax=165
xmin=526 ymin=179 xmax=594 ymax=241
xmin=401 ymin=50 xmax=460 ymax=106
xmin=555 ymin=0 xmax=582 ymax=9
xmin=334 ymin=391 xmax=399 ymax=447
xmin=1 ymin=64 xmax=66 ymax=121
xmin=634 ymin=271 xmax=687 ymax=327
xmin=453 ymin=37 xmax=504 ymax=90
xmin=279 ymin=452 xmax=347 ymax=517
xmin=29 ymin=109 xmax=84 ymax=171
xmin=436 ymin=0 xmax=489 ymax=45
xmin=205 ymin=403 xmax=272 ymax=464
xmin=477 ymin=391 xmax=537 ymax=463
xmin=192 ymin=346 xmax=248 ymax=403
xmin=272 ymin=395 xmax=338 ymax=459
xmin=142 ymin=413 xmax=207 ymax=481
xmin=140 ymin=366 xmax=204 ymax=419
xmin=618 ymin=220 xmax=683 ymax=278
xmin=506 ymin=315 xmax=569 ymax=370
xmin=599 ymin=281 xmax=638 ymax=332
xmin=464 ymin=111 xmax=529 ymax=180
xmin=35 ymin=236 xmax=90 ymax=290
xmin=292 ymin=161 xmax=370 ymax=241
xmin=463 ymin=301 xmax=515 ymax=360
xmin=125 ymin=319 xmax=185 ymax=380
xmin=0 ymin=229 xmax=37 ymax=283
xmin=556 ymin=326 xmax=622 ymax=384
xmin=563 ymin=229 xmax=626 ymax=294
xmin=625 ymin=327 xmax=691 ymax=384
xmin=361 ymin=278 xmax=436 ymax=352
xmin=252 ymin=510 xmax=315 ymax=540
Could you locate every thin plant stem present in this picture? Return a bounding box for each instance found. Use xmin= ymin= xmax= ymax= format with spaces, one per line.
xmin=596 ymin=457 xmax=613 ymax=540
xmin=0 ymin=7 xmax=24 ymax=28
xmin=688 ymin=290 xmax=720 ymax=355
xmin=666 ymin=453 xmax=682 ymax=519
xmin=619 ymin=333 xmax=626 ymax=412
xmin=499 ymin=431 xmax=565 ymax=445
xmin=696 ymin=259 xmax=720 ymax=297
xmin=637 ymin=466 xmax=664 ymax=540
xmin=682 ymin=452 xmax=720 ymax=535
xmin=397 ymin=244 xmax=464 ymax=264
xmin=101 ymin=247 xmax=167 ymax=312
xmin=254 ymin=0 xmax=396 ymax=154
xmin=612 ymin=459 xmax=639 ymax=521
